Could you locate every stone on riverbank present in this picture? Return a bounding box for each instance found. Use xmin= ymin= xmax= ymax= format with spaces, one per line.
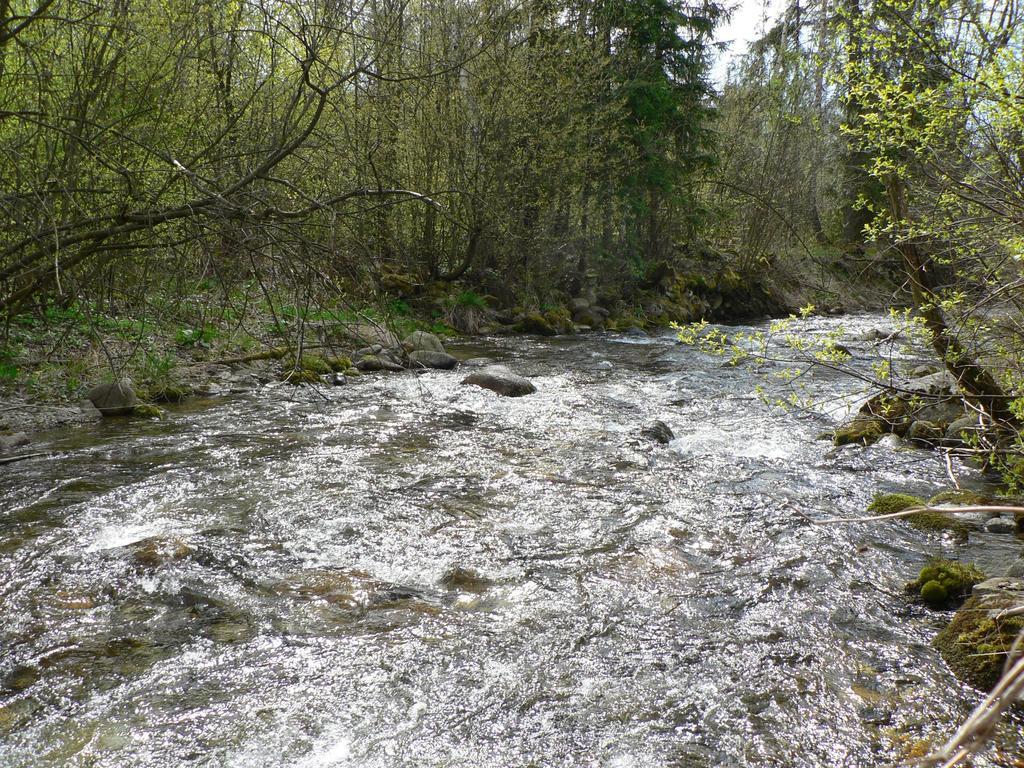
xmin=462 ymin=366 xmax=536 ymax=397
xmin=87 ymin=381 xmax=139 ymax=416
xmin=0 ymin=432 xmax=30 ymax=453
xmin=906 ymin=419 xmax=945 ymax=446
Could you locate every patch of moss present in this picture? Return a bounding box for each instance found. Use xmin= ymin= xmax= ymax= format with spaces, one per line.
xmin=516 ymin=313 xmax=557 ymax=337
xmin=542 ymin=308 xmax=574 ymax=335
xmin=858 ymin=393 xmax=912 ymax=434
xmin=144 ymin=383 xmax=191 ymax=403
xmin=868 ymin=492 xmax=925 ymax=515
xmin=325 ymin=356 xmax=352 ymax=372
xmin=928 ymin=489 xmax=992 ymax=506
xmin=131 ymin=404 xmax=165 ymax=419
xmin=834 ymin=418 xmax=885 ymax=446
xmin=868 ymin=492 xmax=969 ymax=537
xmin=919 ymin=580 xmax=948 ymax=608
xmin=296 ymin=355 xmax=332 ymax=374
xmin=907 ymin=558 xmax=985 ymax=609
xmin=281 ymin=368 xmax=323 ymax=385
xmin=935 ymin=593 xmax=1024 ymax=690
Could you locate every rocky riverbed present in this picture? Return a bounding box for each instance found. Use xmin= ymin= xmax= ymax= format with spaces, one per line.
xmin=1 ymin=314 xmax=1022 ymax=767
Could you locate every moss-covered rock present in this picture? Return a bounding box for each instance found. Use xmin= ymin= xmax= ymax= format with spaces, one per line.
xmin=325 ymin=356 xmax=352 ymax=372
xmin=281 ymin=368 xmax=323 ymax=385
xmin=928 ymin=489 xmax=993 ymax=506
xmin=868 ymin=492 xmax=969 ymax=538
xmin=542 ymin=308 xmax=574 ymax=335
xmin=868 ymin=493 xmax=925 ymax=515
xmin=516 ymin=313 xmax=557 ymax=336
xmin=859 ymin=393 xmax=912 ymax=435
xmin=131 ymin=403 xmax=165 ymax=419
xmin=834 ymin=418 xmax=885 ymax=446
xmin=143 ymin=383 xmax=192 ymax=403
xmin=935 ymin=593 xmax=1024 ymax=690
xmin=907 ymin=559 xmax=985 ymax=609
xmin=280 ymin=354 xmax=334 ymax=383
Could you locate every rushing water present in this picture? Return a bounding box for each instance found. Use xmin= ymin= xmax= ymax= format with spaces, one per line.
xmin=1 ymin=314 xmax=1022 ymax=767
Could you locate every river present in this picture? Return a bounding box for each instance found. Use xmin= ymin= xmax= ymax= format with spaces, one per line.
xmin=1 ymin=314 xmax=1021 ymax=767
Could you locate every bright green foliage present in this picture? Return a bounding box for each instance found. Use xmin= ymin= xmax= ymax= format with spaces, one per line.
xmin=839 ymin=0 xmax=1024 ymax=486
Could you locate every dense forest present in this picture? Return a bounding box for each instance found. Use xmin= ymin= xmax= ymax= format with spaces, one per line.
xmin=2 ymin=0 xmax=1024 ymax=765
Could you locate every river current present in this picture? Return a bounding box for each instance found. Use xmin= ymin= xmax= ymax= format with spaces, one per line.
xmin=1 ymin=314 xmax=1021 ymax=767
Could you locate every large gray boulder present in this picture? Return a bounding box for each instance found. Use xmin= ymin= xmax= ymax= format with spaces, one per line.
xmin=906 ymin=419 xmax=945 ymax=446
xmin=906 ymin=370 xmax=959 ymax=397
xmin=408 ymin=350 xmax=458 ymax=370
xmin=403 ymin=331 xmax=446 ymax=354
xmin=87 ymin=381 xmax=138 ymax=416
xmin=462 ymin=366 xmax=536 ymax=397
xmin=946 ymin=414 xmax=989 ymax=442
xmin=913 ymin=398 xmax=964 ymax=427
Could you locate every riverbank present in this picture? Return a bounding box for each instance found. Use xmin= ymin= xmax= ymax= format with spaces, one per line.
xmin=1 ymin=248 xmax=898 ymax=444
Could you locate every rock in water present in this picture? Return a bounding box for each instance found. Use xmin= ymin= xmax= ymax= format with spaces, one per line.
xmin=0 ymin=432 xmax=30 ymax=453
xmin=462 ymin=366 xmax=536 ymax=397
xmin=408 ymin=350 xmax=458 ymax=370
xmin=356 ymin=354 xmax=404 ymax=373
xmin=641 ymin=420 xmax=674 ymax=444
xmin=87 ymin=381 xmax=138 ymax=416
xmin=403 ymin=331 xmax=446 ymax=354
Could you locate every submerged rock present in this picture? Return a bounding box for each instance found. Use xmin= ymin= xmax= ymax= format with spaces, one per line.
xmin=87 ymin=381 xmax=139 ymax=416
xmin=127 ymin=536 xmax=193 ymax=568
xmin=439 ymin=567 xmax=493 ymax=593
xmin=462 ymin=366 xmax=536 ymax=397
xmin=640 ymin=421 xmax=674 ymax=444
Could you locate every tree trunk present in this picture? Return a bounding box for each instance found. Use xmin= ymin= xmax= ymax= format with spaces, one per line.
xmin=885 ymin=175 xmax=1018 ymax=426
